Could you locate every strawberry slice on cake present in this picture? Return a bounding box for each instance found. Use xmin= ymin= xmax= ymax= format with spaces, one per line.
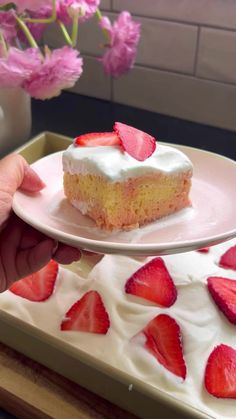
xmin=138 ymin=314 xmax=186 ymax=379
xmin=219 ymin=245 xmax=236 ymax=270
xmin=205 ymin=344 xmax=236 ymax=398
xmin=207 ymin=276 xmax=236 ymax=325
xmin=74 ymin=122 xmax=156 ymax=161
xmin=125 ymin=257 xmax=177 ymax=307
xmin=74 ymin=132 xmax=120 ymax=147
xmin=9 ymin=260 xmax=58 ymax=302
xmin=114 ymin=121 xmax=156 ymax=161
xmin=61 ymin=290 xmax=110 ymax=334
xmin=197 ymin=247 xmax=210 ymax=253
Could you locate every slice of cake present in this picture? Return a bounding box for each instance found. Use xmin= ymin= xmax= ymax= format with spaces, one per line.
xmin=62 ymin=122 xmax=193 ymax=230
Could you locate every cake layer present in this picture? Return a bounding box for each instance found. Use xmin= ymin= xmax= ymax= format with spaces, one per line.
xmin=0 ymin=239 xmax=236 ymax=418
xmin=62 ymin=144 xmax=193 ymax=181
xmin=63 ymin=171 xmax=192 ymax=230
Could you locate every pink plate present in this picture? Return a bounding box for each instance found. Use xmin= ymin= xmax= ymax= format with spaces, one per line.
xmin=13 ymin=144 xmax=236 ymax=256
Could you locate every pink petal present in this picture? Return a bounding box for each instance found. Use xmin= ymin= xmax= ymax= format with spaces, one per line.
xmin=24 ymin=47 xmax=83 ymax=100
xmin=100 ymin=11 xmax=141 ymax=77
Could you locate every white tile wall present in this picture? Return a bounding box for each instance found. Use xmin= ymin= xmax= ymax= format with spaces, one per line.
xmin=69 ymin=56 xmax=111 ymax=100
xmin=44 ymin=16 xmax=108 ymax=56
xmin=77 ymin=15 xmax=107 ymax=56
xmin=44 ymin=23 xmax=66 ymax=49
xmin=100 ymin=0 xmax=111 ymax=9
xmin=136 ymin=18 xmax=198 ymax=74
xmin=113 ymin=0 xmax=236 ymax=30
xmin=197 ymin=28 xmax=236 ymax=84
xmin=44 ymin=1 xmax=236 ymax=131
xmin=113 ymin=66 xmax=236 ymax=131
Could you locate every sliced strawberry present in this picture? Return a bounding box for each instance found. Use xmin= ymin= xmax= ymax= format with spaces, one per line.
xmin=219 ymin=245 xmax=236 ymax=270
xmin=140 ymin=314 xmax=186 ymax=379
xmin=74 ymin=132 xmax=120 ymax=147
xmin=205 ymin=344 xmax=236 ymax=398
xmin=61 ymin=290 xmax=110 ymax=334
xmin=197 ymin=247 xmax=210 ymax=253
xmin=114 ymin=122 xmax=156 ymax=161
xmin=9 ymin=260 xmax=58 ymax=302
xmin=207 ymin=276 xmax=236 ymax=324
xmin=125 ymin=257 xmax=177 ymax=307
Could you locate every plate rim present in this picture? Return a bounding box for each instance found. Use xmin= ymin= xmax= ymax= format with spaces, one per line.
xmin=13 ymin=143 xmax=236 ymax=256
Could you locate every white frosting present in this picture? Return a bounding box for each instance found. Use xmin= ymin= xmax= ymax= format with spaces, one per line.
xmin=71 ymin=199 xmax=92 ymax=215
xmin=62 ymin=144 xmax=193 ymax=181
xmin=0 ymin=239 xmax=236 ymax=418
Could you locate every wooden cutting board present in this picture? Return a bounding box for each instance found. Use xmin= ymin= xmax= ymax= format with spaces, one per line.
xmin=0 ymin=342 xmax=137 ymax=419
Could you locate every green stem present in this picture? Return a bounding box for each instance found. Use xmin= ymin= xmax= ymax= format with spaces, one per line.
xmin=57 ymin=20 xmax=73 ymax=46
xmin=15 ymin=16 xmax=38 ymax=48
xmin=71 ymin=12 xmax=79 ymax=47
xmin=95 ymin=8 xmax=110 ymax=43
xmin=0 ymin=31 xmax=8 ymax=55
xmin=24 ymin=0 xmax=56 ymax=24
xmin=95 ymin=8 xmax=102 ymax=20
xmin=0 ymin=3 xmax=16 ymax=11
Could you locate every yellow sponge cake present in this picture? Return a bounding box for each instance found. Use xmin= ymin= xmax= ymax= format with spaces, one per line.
xmin=62 ymin=123 xmax=193 ymax=230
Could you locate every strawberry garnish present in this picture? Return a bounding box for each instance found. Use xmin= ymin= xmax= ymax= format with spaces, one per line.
xmin=9 ymin=260 xmax=58 ymax=302
xmin=205 ymin=344 xmax=236 ymax=398
xmin=219 ymin=245 xmax=236 ymax=270
xmin=125 ymin=257 xmax=177 ymax=307
xmin=197 ymin=247 xmax=210 ymax=253
xmin=114 ymin=122 xmax=156 ymax=161
xmin=61 ymin=290 xmax=110 ymax=334
xmin=74 ymin=132 xmax=120 ymax=147
xmin=207 ymin=276 xmax=236 ymax=325
xmin=140 ymin=314 xmax=186 ymax=379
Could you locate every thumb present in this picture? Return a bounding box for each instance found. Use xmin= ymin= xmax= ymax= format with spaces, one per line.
xmin=0 ymin=154 xmax=45 ymax=195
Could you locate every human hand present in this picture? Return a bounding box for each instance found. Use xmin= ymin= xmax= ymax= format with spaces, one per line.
xmin=0 ymin=154 xmax=81 ymax=292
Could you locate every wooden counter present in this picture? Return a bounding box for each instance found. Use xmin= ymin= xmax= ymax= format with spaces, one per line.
xmin=0 ymin=342 xmax=136 ymax=419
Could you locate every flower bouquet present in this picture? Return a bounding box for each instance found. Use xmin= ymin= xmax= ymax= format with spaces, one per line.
xmin=0 ymin=1 xmax=141 ymax=100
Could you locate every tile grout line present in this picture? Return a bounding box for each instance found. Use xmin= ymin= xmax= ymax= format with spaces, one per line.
xmin=112 ymin=95 xmax=236 ymax=132
xmin=132 ymin=62 xmax=236 ymax=88
xmin=111 ymin=8 xmax=236 ymax=33
xmin=44 ymin=33 xmax=236 ymax=89
xmin=193 ymin=26 xmax=201 ymax=76
xmin=80 ymin=52 xmax=236 ymax=88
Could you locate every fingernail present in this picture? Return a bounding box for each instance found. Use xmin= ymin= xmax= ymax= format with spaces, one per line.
xmin=22 ymin=166 xmax=46 ymax=192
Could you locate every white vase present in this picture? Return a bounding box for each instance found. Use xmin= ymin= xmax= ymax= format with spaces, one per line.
xmin=0 ymin=87 xmax=32 ymax=157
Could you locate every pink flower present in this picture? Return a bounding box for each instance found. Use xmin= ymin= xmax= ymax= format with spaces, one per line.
xmin=99 ymin=11 xmax=141 ymax=77
xmin=19 ymin=22 xmax=46 ymax=43
xmin=0 ymin=0 xmax=50 ymax=13
xmin=57 ymin=0 xmax=100 ymax=24
xmin=0 ymin=47 xmax=42 ymax=88
xmin=24 ymin=47 xmax=83 ymax=99
xmin=0 ymin=11 xmax=17 ymax=44
xmin=18 ymin=6 xmax=52 ymax=42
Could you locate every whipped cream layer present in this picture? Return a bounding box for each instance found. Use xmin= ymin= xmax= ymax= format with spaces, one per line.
xmin=62 ymin=143 xmax=193 ymax=181
xmin=1 ymin=240 xmax=236 ymax=418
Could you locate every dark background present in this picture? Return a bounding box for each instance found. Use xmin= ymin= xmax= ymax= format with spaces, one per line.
xmin=31 ymin=91 xmax=236 ymax=160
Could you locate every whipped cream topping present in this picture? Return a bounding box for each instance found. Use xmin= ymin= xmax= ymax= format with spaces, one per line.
xmin=62 ymin=143 xmax=193 ymax=181
xmin=0 ymin=239 xmax=236 ymax=418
